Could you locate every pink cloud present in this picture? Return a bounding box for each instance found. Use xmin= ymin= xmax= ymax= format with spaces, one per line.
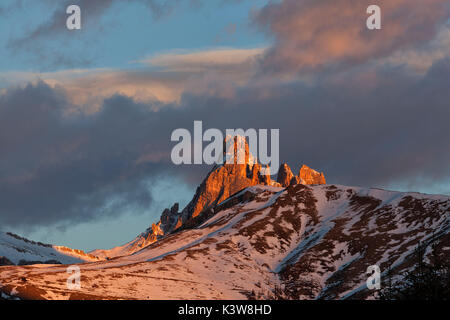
xmin=256 ymin=0 xmax=450 ymax=73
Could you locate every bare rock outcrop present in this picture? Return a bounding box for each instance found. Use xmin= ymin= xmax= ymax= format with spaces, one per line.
xmin=160 ymin=203 xmax=180 ymax=233
xmin=299 ymin=164 xmax=326 ymax=185
xmin=145 ymin=137 xmax=327 ymax=243
xmin=277 ymin=163 xmax=326 ymax=187
xmin=176 ymin=135 xmax=277 ymax=227
xmin=277 ymin=163 xmax=295 ymax=187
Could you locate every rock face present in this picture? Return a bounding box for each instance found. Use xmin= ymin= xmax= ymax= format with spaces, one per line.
xmin=277 ymin=163 xmax=326 ymax=187
xmin=151 ymin=137 xmax=327 ymax=240
xmin=4 ymin=184 xmax=448 ymax=300
xmin=299 ymin=164 xmax=326 ymax=185
xmin=160 ymin=203 xmax=180 ymax=233
xmin=101 ymin=136 xmax=328 ymax=257
xmin=164 ymin=135 xmax=278 ymax=234
xmin=277 ymin=163 xmax=295 ymax=187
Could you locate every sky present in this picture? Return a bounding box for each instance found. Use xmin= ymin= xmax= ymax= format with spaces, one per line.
xmin=0 ymin=0 xmax=449 ymax=251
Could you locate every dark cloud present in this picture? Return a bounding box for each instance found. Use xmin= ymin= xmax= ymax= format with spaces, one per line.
xmin=1 ymin=57 xmax=449 ymax=230
xmin=1 ymin=0 xmax=449 ymax=232
xmin=0 ymin=82 xmax=173 ymax=229
xmin=172 ymin=59 xmax=450 ymax=193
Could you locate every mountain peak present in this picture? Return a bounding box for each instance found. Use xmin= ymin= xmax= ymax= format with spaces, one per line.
xmin=149 ymin=140 xmax=328 ymax=247
xmin=277 ymin=163 xmax=326 ymax=187
xmin=4 ymin=184 xmax=448 ymax=300
xmin=95 ymin=136 xmax=328 ymax=258
xmin=299 ymin=164 xmax=326 ymax=185
xmin=277 ymin=163 xmax=294 ymax=187
xmin=222 ymin=134 xmax=257 ymax=167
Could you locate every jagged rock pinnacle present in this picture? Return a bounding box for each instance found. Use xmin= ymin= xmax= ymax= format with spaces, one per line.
xmin=299 ymin=164 xmax=326 ymax=185
xmin=277 ymin=163 xmax=294 ymax=187
xmin=147 ymin=137 xmax=327 ymax=244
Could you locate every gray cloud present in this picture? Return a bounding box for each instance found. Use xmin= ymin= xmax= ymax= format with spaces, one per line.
xmin=0 ymin=82 xmax=172 ymax=229
xmin=1 ymin=57 xmax=450 ymax=230
xmin=1 ymin=0 xmax=449 ymax=232
xmin=173 ymin=59 xmax=450 ymax=193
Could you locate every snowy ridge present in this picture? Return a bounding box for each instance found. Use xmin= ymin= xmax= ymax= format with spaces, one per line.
xmin=0 ymin=232 xmax=100 ymax=266
xmin=0 ymin=183 xmax=448 ymax=300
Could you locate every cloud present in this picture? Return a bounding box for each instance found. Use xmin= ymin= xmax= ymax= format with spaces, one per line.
xmin=255 ymin=0 xmax=450 ymax=73
xmin=7 ymin=0 xmax=184 ymax=42
xmin=4 ymin=0 xmax=197 ymax=69
xmin=0 ymin=82 xmax=173 ymax=229
xmin=1 ymin=68 xmax=186 ymax=109
xmin=1 ymin=0 xmax=449 ymax=233
xmin=137 ymin=47 xmax=265 ymax=72
xmin=1 ymin=55 xmax=449 ymax=231
xmin=0 ymin=47 xmax=265 ymax=109
xmin=381 ymin=25 xmax=450 ymax=74
xmin=178 ymin=59 xmax=450 ymax=192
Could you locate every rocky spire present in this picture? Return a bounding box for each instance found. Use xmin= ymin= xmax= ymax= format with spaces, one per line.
xmin=160 ymin=203 xmax=180 ymax=233
xmin=299 ymin=164 xmax=326 ymax=185
xmin=179 ymin=135 xmax=275 ymax=223
xmin=277 ymin=163 xmax=294 ymax=187
xmin=146 ymin=138 xmax=327 ymax=243
xmin=277 ymin=163 xmax=326 ymax=187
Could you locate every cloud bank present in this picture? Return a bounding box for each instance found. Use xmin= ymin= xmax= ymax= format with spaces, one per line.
xmin=256 ymin=0 xmax=450 ymax=73
xmin=1 ymin=0 xmax=449 ymax=232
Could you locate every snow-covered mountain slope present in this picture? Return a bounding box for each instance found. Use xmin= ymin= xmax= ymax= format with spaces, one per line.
xmin=0 ymin=184 xmax=448 ymax=300
xmin=89 ymin=219 xmax=165 ymax=260
xmin=0 ymin=232 xmax=100 ymax=266
xmin=91 ymin=160 xmax=327 ymax=260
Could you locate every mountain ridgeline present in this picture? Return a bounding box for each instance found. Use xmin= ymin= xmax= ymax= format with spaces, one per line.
xmin=92 ymin=135 xmax=327 ymax=258
xmin=0 ymin=135 xmax=448 ymax=300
